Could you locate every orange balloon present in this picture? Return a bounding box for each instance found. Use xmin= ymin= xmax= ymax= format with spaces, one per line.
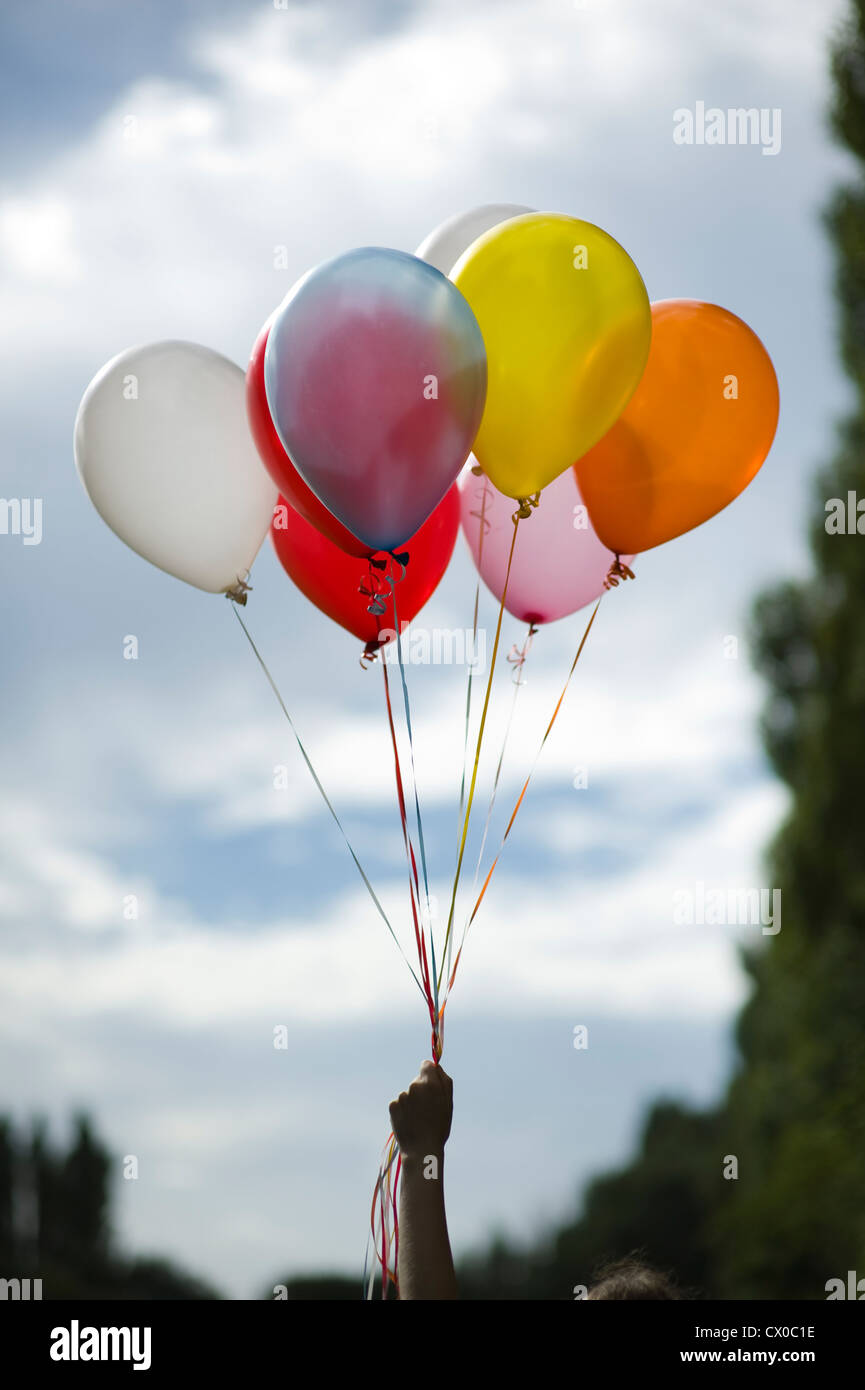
xmin=573 ymin=300 xmax=779 ymax=555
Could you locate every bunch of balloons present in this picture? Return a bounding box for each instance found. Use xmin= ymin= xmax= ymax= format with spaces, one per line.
xmin=73 ymin=201 xmax=779 ymax=1301
xmin=74 ymin=203 xmax=779 ymax=641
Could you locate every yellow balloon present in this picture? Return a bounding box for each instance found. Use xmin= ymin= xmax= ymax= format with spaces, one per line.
xmin=452 ymin=213 xmax=652 ymax=500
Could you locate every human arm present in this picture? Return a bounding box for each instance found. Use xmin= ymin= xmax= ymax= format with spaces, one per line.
xmin=389 ymin=1060 xmax=457 ymax=1300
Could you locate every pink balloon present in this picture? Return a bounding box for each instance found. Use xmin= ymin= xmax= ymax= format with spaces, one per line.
xmin=459 ymin=465 xmax=634 ymax=624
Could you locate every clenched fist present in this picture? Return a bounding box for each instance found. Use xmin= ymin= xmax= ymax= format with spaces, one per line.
xmin=389 ymin=1060 xmax=453 ymax=1162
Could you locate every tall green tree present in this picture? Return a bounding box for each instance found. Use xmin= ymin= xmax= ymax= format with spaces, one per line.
xmin=712 ymin=0 xmax=865 ymax=1297
xmin=0 ymin=1112 xmax=220 ymax=1298
xmin=61 ymin=1115 xmax=112 ymax=1273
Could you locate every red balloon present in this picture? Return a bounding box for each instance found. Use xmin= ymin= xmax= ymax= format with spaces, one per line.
xmin=247 ymin=318 xmax=370 ymax=558
xmin=271 ymin=485 xmax=460 ymax=651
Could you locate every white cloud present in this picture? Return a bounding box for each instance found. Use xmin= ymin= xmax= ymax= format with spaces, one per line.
xmin=0 ymin=195 xmax=83 ymax=283
xmin=0 ymin=0 xmax=843 ymax=374
xmin=0 ymin=800 xmax=159 ymax=933
xmin=0 ymin=760 xmax=788 ymax=1045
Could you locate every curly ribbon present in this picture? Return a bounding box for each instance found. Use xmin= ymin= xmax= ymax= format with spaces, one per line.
xmin=359 ymin=556 xmax=390 ymax=617
xmin=513 ymin=491 xmax=541 ymax=520
xmin=507 ymin=622 xmax=538 ymax=686
xmin=224 ymin=576 xmax=252 ymax=606
xmin=358 ymin=550 xmax=410 ymax=656
xmin=359 ymin=639 xmax=381 ymax=670
xmin=440 ymin=598 xmax=602 ymax=1012
xmin=604 ymin=553 xmax=636 ymax=590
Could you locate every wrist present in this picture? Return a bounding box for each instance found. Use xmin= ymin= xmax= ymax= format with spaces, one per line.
xmin=399 ymin=1148 xmax=445 ymax=1175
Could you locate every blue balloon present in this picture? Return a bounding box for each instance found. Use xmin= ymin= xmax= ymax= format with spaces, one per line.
xmin=264 ymin=247 xmax=487 ymax=553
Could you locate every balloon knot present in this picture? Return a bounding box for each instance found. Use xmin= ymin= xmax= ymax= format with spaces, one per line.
xmin=225 ymin=576 xmax=252 ymax=605
xmin=360 ymin=640 xmax=381 ymax=669
xmin=604 ymin=554 xmax=635 ymax=590
xmin=512 ymin=492 xmax=540 ymax=522
xmin=470 ymin=464 xmax=483 ymax=476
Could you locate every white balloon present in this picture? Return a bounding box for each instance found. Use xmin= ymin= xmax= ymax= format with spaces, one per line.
xmin=74 ymin=341 xmax=278 ymax=596
xmin=415 ymin=203 xmax=535 ymax=277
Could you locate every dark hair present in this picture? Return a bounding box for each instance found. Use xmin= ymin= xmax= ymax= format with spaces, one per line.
xmin=586 ymin=1256 xmax=684 ymax=1301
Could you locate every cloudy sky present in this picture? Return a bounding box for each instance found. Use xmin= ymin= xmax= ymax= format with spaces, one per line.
xmin=0 ymin=0 xmax=851 ymax=1297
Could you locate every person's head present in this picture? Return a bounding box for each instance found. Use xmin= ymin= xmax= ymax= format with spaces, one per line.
xmin=586 ymin=1256 xmax=684 ymax=1300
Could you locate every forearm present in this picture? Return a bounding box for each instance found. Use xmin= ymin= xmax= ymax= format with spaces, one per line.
xmin=397 ymin=1152 xmax=457 ymax=1300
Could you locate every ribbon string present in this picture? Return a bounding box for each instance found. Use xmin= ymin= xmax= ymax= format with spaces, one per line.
xmin=364 ymin=1132 xmax=400 ymax=1301
xmin=455 ymin=477 xmax=492 ymax=852
xmin=438 ymin=513 xmax=522 ymax=987
xmin=230 ymin=603 xmax=427 ymax=1001
xmin=451 ymin=476 xmax=492 ymax=978
xmin=382 ymin=659 xmax=438 ymax=1048
xmin=234 ymin=559 xmax=600 ymax=1301
xmin=389 ymin=577 xmax=439 ymax=1037
xmin=441 ymin=598 xmax=602 ymax=1009
xmin=369 ymin=560 xmax=442 ymax=1298
xmin=463 ymin=621 xmax=537 ymax=933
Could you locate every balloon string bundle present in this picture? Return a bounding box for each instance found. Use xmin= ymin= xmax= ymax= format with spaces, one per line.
xmin=367 ymin=655 xmax=437 ymax=1303
xmin=381 ymin=654 xmax=439 ymax=1048
xmin=366 ymin=513 xmax=521 ymax=1299
xmin=390 ymin=574 xmax=438 ymax=1020
xmin=360 ymin=553 xmax=439 ymax=1039
xmin=365 ymin=566 xmax=447 ymax=1301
